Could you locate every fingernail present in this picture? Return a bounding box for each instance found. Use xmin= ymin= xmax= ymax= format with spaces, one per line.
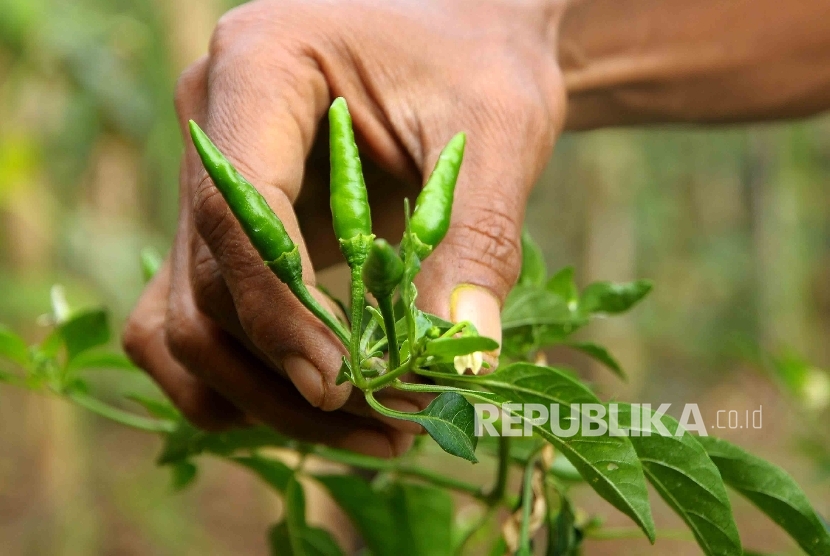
xmin=450 ymin=284 xmax=502 ymax=370
xmin=283 ymin=355 xmax=326 ymax=408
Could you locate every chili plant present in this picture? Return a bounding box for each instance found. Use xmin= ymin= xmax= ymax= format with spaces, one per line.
xmin=1 ymin=97 xmax=829 ymax=555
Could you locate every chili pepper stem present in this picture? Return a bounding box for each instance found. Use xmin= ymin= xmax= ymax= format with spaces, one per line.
xmin=348 ymin=264 xmax=368 ymax=389
xmin=376 ymin=295 xmax=399 ymax=369
xmin=286 ymin=278 xmax=351 ymax=348
xmin=367 ymin=358 xmax=413 ymax=391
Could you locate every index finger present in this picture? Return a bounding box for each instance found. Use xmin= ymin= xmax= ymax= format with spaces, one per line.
xmin=184 ymin=44 xmax=350 ymax=409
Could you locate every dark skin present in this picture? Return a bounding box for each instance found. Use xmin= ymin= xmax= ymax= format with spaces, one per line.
xmin=123 ymin=0 xmax=830 ymax=457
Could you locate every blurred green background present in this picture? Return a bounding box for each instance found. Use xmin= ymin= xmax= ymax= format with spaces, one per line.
xmin=0 ymin=0 xmax=828 ymax=554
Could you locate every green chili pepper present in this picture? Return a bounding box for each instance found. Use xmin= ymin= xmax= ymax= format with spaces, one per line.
xmin=362 ymin=239 xmax=404 ymax=300
xmin=409 ymin=132 xmax=466 ymax=258
xmin=189 ymin=120 xmax=295 ymax=267
xmin=329 ymin=97 xmax=373 ymax=261
xmin=328 ymin=97 xmax=378 ymax=387
xmin=188 ymin=120 xmax=349 ymax=347
xmin=363 ymin=239 xmax=403 ymax=369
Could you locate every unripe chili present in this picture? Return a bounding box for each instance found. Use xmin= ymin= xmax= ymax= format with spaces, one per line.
xmin=189 ymin=120 xmax=295 ymax=267
xmin=329 ymin=97 xmax=372 ymax=249
xmin=189 ymin=120 xmax=349 ymax=346
xmin=362 ymin=239 xmax=404 ymax=300
xmin=409 ymin=132 xmax=466 ymax=257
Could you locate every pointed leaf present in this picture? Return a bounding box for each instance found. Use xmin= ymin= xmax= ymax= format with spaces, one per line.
xmin=424 ymin=336 xmax=499 ymax=359
xmin=566 ymin=342 xmax=625 ymax=379
xmin=157 ymin=422 xmax=290 ymax=465
xmin=170 ymin=461 xmax=198 ymax=492
xmin=0 ymin=325 xmax=29 ymax=367
xmin=140 ymin=246 xmax=163 ymax=283
xmin=367 ymin=392 xmax=478 ymax=462
xmin=234 ymin=455 xmax=294 ymax=493
xmin=518 ymin=229 xmax=547 ymax=287
xmin=58 ymin=309 xmax=110 ymax=361
xmin=615 ymin=404 xmax=742 ymax=556
xmin=502 ymin=287 xmax=574 ymax=329
xmin=698 ymin=436 xmax=830 ymax=556
xmin=270 ymin=478 xmax=344 ymax=556
xmin=547 ymin=496 xmax=581 ymax=556
xmin=67 ymin=350 xmax=138 ymax=375
xmin=314 ymin=474 xmax=400 ymax=556
xmin=454 ymin=363 xmax=655 ymax=541
xmin=126 ymin=394 xmax=180 ymax=421
xmin=547 ymin=267 xmax=579 ymax=308
xmin=389 ymin=482 xmax=453 ymax=556
xmin=580 ymin=280 xmax=652 ymax=315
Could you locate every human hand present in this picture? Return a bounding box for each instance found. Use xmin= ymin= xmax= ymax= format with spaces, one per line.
xmin=123 ymin=0 xmax=566 ymax=456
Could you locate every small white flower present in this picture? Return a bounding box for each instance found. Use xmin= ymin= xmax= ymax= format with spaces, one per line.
xmin=454 ymin=351 xmax=483 ymax=375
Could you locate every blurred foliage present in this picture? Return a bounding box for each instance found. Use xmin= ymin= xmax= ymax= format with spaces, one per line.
xmin=0 ymin=0 xmax=829 ymax=554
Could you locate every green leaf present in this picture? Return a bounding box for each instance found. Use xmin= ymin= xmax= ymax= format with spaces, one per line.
xmin=698 ymin=436 xmax=830 ymax=556
xmin=388 ymin=482 xmax=453 ymax=556
xmin=566 ymin=342 xmax=625 ymax=379
xmin=66 ymin=350 xmax=138 ymax=375
xmin=455 ymin=363 xmax=655 ymax=541
xmin=233 ymin=455 xmax=294 ymax=493
xmin=580 ymin=280 xmax=652 ymax=315
xmin=335 ymin=357 xmax=352 ymax=386
xmin=58 ymin=309 xmax=110 ymax=361
xmin=0 ymin=324 xmax=29 ymax=366
xmin=549 ymin=455 xmax=584 ymax=483
xmin=614 ymin=404 xmax=742 ymax=556
xmin=502 ymin=287 xmax=574 ymax=329
xmin=126 ymin=393 xmax=180 ymax=420
xmin=314 ymin=474 xmax=400 ymax=556
xmin=547 ymin=267 xmax=579 ymax=308
xmin=518 ymin=229 xmax=547 ymax=287
xmin=170 ymin=460 xmax=198 ymax=492
xmin=278 ymin=476 xmax=344 ymax=556
xmin=140 ymin=246 xmax=163 ymax=283
xmin=269 ymin=523 xmax=343 ymax=556
xmin=393 ymin=307 xmax=442 ymax=342
xmin=366 ymin=392 xmax=479 ymax=462
xmin=500 ymin=284 xmax=587 ymax=357
xmin=157 ymin=422 xmax=290 ymax=465
xmin=423 ymin=336 xmax=499 ymax=359
xmin=548 ymin=496 xmax=581 ymax=556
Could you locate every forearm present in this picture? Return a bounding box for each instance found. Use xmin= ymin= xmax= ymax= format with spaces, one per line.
xmin=558 ymin=0 xmax=830 ymax=129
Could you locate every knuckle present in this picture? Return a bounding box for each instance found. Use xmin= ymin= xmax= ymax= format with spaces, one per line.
xmin=174 ymin=389 xmax=227 ymax=432
xmin=173 ymin=58 xmax=207 ymax=120
xmin=122 ymin=313 xmax=152 ymax=369
xmin=446 ymin=203 xmax=522 ymax=295
xmin=236 ymin=281 xmax=289 ymax=347
xmin=489 ymin=87 xmax=551 ymax=143
xmin=190 ymin=247 xmax=227 ymax=316
xmin=209 ymin=6 xmax=251 ymax=58
xmin=164 ymin=312 xmax=203 ymax=371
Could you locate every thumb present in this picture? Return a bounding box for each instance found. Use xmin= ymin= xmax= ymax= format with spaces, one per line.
xmin=415 ymin=114 xmax=556 ymax=364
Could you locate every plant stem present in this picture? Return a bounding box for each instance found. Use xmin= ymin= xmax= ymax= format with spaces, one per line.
xmin=309 ymin=444 xmax=485 ymax=499
xmin=487 ymin=436 xmax=510 ymax=504
xmin=377 ymin=295 xmax=399 ymax=369
xmin=348 ymin=265 xmax=367 ymax=388
xmin=441 ymin=321 xmax=469 ymax=339
xmin=288 ymin=280 xmax=351 ymax=348
xmin=454 ymin=505 xmax=498 ymax=556
xmin=518 ymin=455 xmax=537 ymax=554
xmin=68 ymin=391 xmax=176 ymax=433
xmin=586 ymin=527 xmax=695 ymax=541
xmin=359 ymin=315 xmax=378 ymax=353
xmin=367 ymin=360 xmax=412 ymax=391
